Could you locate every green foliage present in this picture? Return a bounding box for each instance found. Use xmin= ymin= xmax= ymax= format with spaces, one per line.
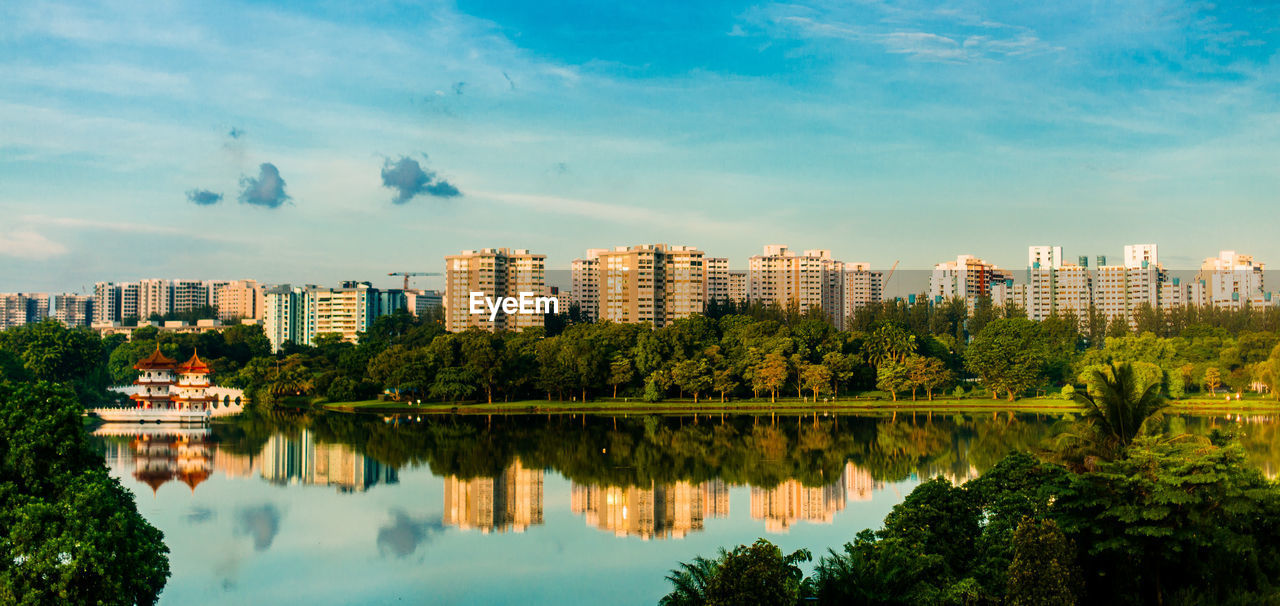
xmin=661 ymin=539 xmax=810 ymax=606
xmin=0 ymin=381 xmax=169 ymax=604
xmin=1005 ymin=518 xmax=1082 ymax=606
xmin=1072 ymin=362 xmax=1166 ymax=452
xmin=965 ymin=319 xmax=1049 ymax=400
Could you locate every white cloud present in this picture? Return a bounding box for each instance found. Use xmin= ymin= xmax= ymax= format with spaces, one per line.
xmin=0 ymin=229 xmax=68 ymax=260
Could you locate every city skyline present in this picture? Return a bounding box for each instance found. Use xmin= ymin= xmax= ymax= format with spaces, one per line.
xmin=3 ymin=1 xmax=1280 ymax=292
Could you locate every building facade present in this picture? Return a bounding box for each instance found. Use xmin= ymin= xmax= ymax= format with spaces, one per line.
xmin=749 ymin=245 xmax=847 ymax=328
xmin=444 ymin=248 xmax=547 ymax=332
xmin=593 ymin=244 xmax=705 ymax=327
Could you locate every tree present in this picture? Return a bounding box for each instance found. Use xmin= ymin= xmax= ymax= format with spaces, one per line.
xmin=964 ymin=319 xmax=1047 ymax=401
xmin=0 ymin=381 xmax=169 ymax=604
xmin=822 ymin=351 xmax=856 ymax=400
xmin=672 ymin=359 xmax=713 ymax=403
xmin=866 ymin=324 xmax=916 ymax=368
xmin=753 ymin=353 xmax=788 ymax=403
xmin=801 ymin=363 xmax=831 ymax=401
xmin=1066 ymin=363 xmax=1166 ymax=458
xmin=608 ymin=356 xmax=634 ymax=398
xmin=876 ymin=361 xmax=911 ymax=402
xmin=713 ymin=368 xmax=738 ymax=403
xmin=1202 ymin=366 xmax=1222 ymax=395
xmin=913 ymin=357 xmax=951 ymax=401
xmin=429 ymin=367 xmax=476 ymax=403
xmin=1005 ymin=518 xmax=1082 ymax=606
xmin=662 ymin=539 xmax=810 ymax=606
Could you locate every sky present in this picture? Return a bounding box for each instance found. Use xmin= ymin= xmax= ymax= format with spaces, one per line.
xmin=2 ymin=0 xmax=1279 ymax=293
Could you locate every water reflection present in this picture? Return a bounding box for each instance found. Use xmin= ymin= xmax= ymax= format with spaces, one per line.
xmin=571 ymin=479 xmax=729 ymax=540
xmin=259 ymin=430 xmax=398 ymax=493
xmin=91 ymin=411 xmax=1280 ymax=605
xmin=444 ymin=458 xmax=543 ymax=533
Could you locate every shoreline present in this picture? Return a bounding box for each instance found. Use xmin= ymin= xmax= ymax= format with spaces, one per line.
xmin=316 ymin=397 xmax=1280 ymax=417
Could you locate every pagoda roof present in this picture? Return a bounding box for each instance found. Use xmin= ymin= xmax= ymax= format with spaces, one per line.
xmin=177 ymin=349 xmax=212 ymax=374
xmin=134 ymin=345 xmax=177 ymax=370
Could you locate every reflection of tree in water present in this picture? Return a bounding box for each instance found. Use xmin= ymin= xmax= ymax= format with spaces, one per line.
xmin=235 ymin=504 xmax=282 ymax=552
xmin=221 ymin=412 xmax=1078 ymax=489
xmin=377 ymin=510 xmax=444 ymax=559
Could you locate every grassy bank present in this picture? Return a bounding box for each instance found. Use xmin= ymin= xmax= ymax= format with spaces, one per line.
xmin=316 ymin=395 xmax=1280 ymax=416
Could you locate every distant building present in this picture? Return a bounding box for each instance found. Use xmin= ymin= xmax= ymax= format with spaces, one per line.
xmin=444 ymin=248 xmax=547 ymax=332
xmin=594 ymin=244 xmax=705 ymax=327
xmin=1197 ymin=250 xmax=1266 ymax=310
xmin=749 ymin=245 xmax=846 ymax=328
xmin=844 ymin=262 xmax=883 ymax=321
xmin=705 ymin=257 xmax=731 ymax=304
xmin=928 ymin=255 xmax=1013 ymax=310
xmin=52 ymin=294 xmax=94 ymax=327
xmin=405 ymin=289 xmax=442 ymax=317
xmin=727 ymin=271 xmax=748 ymax=305
xmin=212 ymin=280 xmax=265 ymax=321
xmin=261 ymin=281 xmax=396 ymax=351
xmin=0 ymin=292 xmax=54 ymax=328
xmin=570 ymin=248 xmax=608 ymax=320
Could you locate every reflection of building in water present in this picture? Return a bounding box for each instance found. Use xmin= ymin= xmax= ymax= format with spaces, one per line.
xmin=570 ymin=479 xmax=728 ymax=540
xmin=751 ymin=469 xmax=865 ymax=532
xmin=844 ymin=462 xmax=881 ymax=502
xmin=444 ymin=458 xmax=544 ymax=533
xmin=96 ymin=424 xmax=260 ymax=493
xmin=259 ymin=429 xmax=397 ymax=493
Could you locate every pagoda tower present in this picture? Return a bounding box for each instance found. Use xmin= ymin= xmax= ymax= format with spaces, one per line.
xmin=130 ymin=345 xmax=177 ymax=410
xmin=173 ymin=350 xmax=216 ymax=412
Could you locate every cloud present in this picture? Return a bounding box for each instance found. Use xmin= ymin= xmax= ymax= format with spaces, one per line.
xmin=186 ymin=188 xmax=223 ymax=205
xmin=376 ymin=510 xmax=444 ymax=559
xmin=0 ymin=229 xmax=69 ymax=260
xmin=380 ymin=155 xmax=463 ymax=204
xmin=185 ymin=507 xmax=215 ymax=523
xmin=228 ymin=127 xmax=245 ymax=139
xmin=238 ymin=163 xmax=290 ymax=208
xmin=235 ymin=504 xmax=282 ymax=551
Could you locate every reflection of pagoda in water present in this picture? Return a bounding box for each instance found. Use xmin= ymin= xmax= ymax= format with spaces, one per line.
xmin=95 ymin=424 xmax=255 ymax=494
xmin=570 ymin=479 xmax=729 ymax=540
xmin=444 ymin=458 xmax=544 ymax=533
xmin=750 ymin=463 xmax=881 ymax=532
xmin=259 ymin=429 xmax=397 ymax=493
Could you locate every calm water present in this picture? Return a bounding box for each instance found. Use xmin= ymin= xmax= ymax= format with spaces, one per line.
xmin=93 ymin=411 xmax=1280 ymax=606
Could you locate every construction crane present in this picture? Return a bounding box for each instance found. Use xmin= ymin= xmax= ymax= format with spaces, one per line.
xmin=388 ymin=272 xmax=442 ymax=290
xmin=882 ymin=260 xmax=900 ymax=297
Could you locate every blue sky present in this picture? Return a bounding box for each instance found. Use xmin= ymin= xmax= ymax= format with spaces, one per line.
xmin=2 ymin=0 xmax=1278 ymax=292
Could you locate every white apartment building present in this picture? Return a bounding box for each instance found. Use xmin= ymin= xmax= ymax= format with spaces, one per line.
xmin=705 ymin=257 xmax=731 ymax=305
xmin=928 ymin=255 xmax=1013 ymax=310
xmin=1025 ymin=247 xmax=1091 ymax=321
xmin=844 ymin=263 xmax=883 ymax=321
xmin=212 ymin=280 xmax=265 ymax=321
xmin=53 ymin=294 xmax=94 ymax=327
xmin=570 ymin=248 xmax=607 ymax=320
xmin=596 ymin=244 xmax=705 ymax=327
xmin=749 ymin=245 xmax=846 ymax=328
xmin=1197 ymin=250 xmax=1266 ymax=310
xmin=727 ymin=271 xmax=748 ymax=305
xmin=406 ymin=289 xmax=443 ymax=317
xmin=444 ymin=248 xmax=547 ymax=332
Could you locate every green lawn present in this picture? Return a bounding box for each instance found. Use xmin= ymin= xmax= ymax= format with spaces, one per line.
xmin=317 ymin=394 xmax=1280 ymax=416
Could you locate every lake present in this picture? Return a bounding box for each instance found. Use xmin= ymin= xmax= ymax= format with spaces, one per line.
xmin=93 ymin=410 xmax=1280 ymax=605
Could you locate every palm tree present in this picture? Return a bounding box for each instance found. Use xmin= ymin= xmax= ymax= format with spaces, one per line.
xmin=1070 ymin=362 xmax=1166 ymax=451
xmin=660 ymin=555 xmax=717 ymax=606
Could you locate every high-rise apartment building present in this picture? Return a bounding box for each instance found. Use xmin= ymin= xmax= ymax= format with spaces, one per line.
xmin=1093 ymin=251 xmax=1162 ymax=329
xmin=1025 ymin=247 xmax=1091 ymax=321
xmin=263 ymin=285 xmax=305 ymax=352
xmin=53 ymin=294 xmax=94 ymax=327
xmin=405 ymin=289 xmax=442 ymax=317
xmin=928 ymin=255 xmax=1013 ymax=309
xmin=444 ymin=248 xmax=547 ymax=332
xmin=843 ymin=262 xmax=883 ymax=321
xmin=0 ymin=293 xmax=54 ymax=329
xmin=594 ymin=244 xmax=705 ymax=327
xmin=705 ymin=257 xmax=731 ymax=304
xmin=570 ymin=248 xmax=607 ymax=320
xmin=212 ymin=280 xmax=265 ymax=320
xmin=749 ymin=245 xmax=846 ymax=328
xmin=727 ymin=271 xmax=748 ymax=305
xmin=1197 ymin=250 xmax=1266 ymax=310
